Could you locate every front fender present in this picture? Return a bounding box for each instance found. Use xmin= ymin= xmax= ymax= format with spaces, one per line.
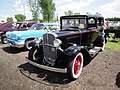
xmin=27 ymin=40 xmax=38 ymax=48
xmin=64 ymin=46 xmax=84 ymax=56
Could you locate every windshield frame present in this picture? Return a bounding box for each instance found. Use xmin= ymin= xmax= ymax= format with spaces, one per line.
xmin=60 ymin=17 xmax=87 ymax=30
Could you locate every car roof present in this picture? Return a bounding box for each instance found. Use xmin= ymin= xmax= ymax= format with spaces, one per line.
xmin=16 ymin=21 xmax=38 ymax=24
xmin=36 ymin=23 xmax=60 ymax=26
xmin=60 ymin=14 xmax=104 ymax=19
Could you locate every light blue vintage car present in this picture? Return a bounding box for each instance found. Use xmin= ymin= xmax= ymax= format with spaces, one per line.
xmin=6 ymin=23 xmax=60 ymax=49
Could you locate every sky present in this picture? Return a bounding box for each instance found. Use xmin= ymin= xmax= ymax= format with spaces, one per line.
xmin=0 ymin=0 xmax=120 ymax=22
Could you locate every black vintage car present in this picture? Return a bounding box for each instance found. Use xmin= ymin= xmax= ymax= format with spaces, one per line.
xmin=26 ymin=15 xmax=105 ymax=80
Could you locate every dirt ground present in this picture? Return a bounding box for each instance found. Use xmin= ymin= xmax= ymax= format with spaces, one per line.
xmin=0 ymin=44 xmax=120 ymax=90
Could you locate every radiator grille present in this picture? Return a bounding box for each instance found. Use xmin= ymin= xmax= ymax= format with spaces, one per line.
xmin=43 ymin=33 xmax=57 ymax=64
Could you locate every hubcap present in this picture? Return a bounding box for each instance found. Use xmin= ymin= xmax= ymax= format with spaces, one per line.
xmin=74 ymin=55 xmax=82 ymax=75
xmin=3 ymin=38 xmax=7 ymax=43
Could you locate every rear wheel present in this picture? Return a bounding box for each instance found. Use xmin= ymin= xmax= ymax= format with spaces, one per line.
xmin=93 ymin=34 xmax=105 ymax=51
xmin=67 ymin=52 xmax=83 ymax=80
xmin=101 ymin=37 xmax=105 ymax=51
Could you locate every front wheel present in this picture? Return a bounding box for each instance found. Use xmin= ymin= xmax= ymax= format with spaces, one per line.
xmin=25 ymin=40 xmax=33 ymax=50
xmin=1 ymin=36 xmax=7 ymax=44
xmin=67 ymin=52 xmax=83 ymax=80
xmin=28 ymin=47 xmax=43 ymax=63
xmin=28 ymin=47 xmax=40 ymax=62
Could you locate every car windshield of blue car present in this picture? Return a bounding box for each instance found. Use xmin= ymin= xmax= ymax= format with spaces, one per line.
xmin=62 ymin=18 xmax=86 ymax=30
xmin=47 ymin=25 xmax=60 ymax=30
xmin=30 ymin=24 xmax=45 ymax=30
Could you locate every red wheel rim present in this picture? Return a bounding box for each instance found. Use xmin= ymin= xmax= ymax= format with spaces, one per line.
xmin=74 ymin=55 xmax=82 ymax=75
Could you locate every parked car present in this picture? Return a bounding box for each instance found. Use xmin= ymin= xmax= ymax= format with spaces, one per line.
xmin=6 ymin=23 xmax=60 ymax=50
xmin=26 ymin=15 xmax=105 ymax=80
xmin=0 ymin=21 xmax=37 ymax=44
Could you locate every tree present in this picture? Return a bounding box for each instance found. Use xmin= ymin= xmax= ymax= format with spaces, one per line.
xmin=28 ymin=0 xmax=40 ymax=21
xmin=1 ymin=20 xmax=4 ymax=22
xmin=65 ymin=10 xmax=73 ymax=16
xmin=74 ymin=12 xmax=80 ymax=15
xmin=65 ymin=10 xmax=80 ymax=16
xmin=105 ymin=17 xmax=120 ymax=22
xmin=7 ymin=17 xmax=13 ymax=22
xmin=38 ymin=0 xmax=56 ymax=22
xmin=15 ymin=14 xmax=26 ymax=22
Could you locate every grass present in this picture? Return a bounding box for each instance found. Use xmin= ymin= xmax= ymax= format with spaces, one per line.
xmin=105 ymin=33 xmax=120 ymax=51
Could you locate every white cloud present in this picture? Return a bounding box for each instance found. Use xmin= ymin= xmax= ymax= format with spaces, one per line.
xmin=1 ymin=0 xmax=120 ymax=22
xmin=12 ymin=0 xmax=22 ymax=8
xmin=91 ymin=0 xmax=120 ymax=18
xmin=0 ymin=14 xmax=10 ymax=22
xmin=55 ymin=0 xmax=120 ymax=18
xmin=11 ymin=0 xmax=32 ymax=20
xmin=55 ymin=0 xmax=96 ymax=16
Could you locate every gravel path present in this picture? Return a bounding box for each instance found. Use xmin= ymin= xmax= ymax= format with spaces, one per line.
xmin=0 ymin=44 xmax=120 ymax=90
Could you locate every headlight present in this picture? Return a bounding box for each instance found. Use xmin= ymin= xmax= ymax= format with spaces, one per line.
xmin=16 ymin=35 xmax=19 ymax=40
xmin=53 ymin=39 xmax=62 ymax=47
xmin=35 ymin=37 xmax=42 ymax=43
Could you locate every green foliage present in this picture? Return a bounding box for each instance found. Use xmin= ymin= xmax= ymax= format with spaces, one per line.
xmin=15 ymin=14 xmax=26 ymax=22
xmin=65 ymin=10 xmax=73 ymax=16
xmin=38 ymin=0 xmax=56 ymax=22
xmin=74 ymin=12 xmax=80 ymax=15
xmin=28 ymin=0 xmax=40 ymax=21
xmin=7 ymin=17 xmax=13 ymax=22
xmin=65 ymin=10 xmax=80 ymax=16
xmin=105 ymin=17 xmax=120 ymax=21
xmin=1 ymin=20 xmax=4 ymax=22
xmin=53 ymin=13 xmax=59 ymax=22
xmin=105 ymin=34 xmax=120 ymax=51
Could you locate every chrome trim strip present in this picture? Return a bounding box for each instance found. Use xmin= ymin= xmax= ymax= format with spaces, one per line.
xmin=43 ymin=44 xmax=55 ymax=47
xmin=26 ymin=57 xmax=67 ymax=73
xmin=7 ymin=39 xmax=24 ymax=48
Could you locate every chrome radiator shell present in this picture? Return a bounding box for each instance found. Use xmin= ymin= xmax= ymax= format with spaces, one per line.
xmin=43 ymin=32 xmax=58 ymax=65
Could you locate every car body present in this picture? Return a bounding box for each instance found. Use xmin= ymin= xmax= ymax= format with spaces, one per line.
xmin=6 ymin=23 xmax=60 ymax=49
xmin=27 ymin=15 xmax=105 ymax=80
xmin=0 ymin=21 xmax=37 ymax=44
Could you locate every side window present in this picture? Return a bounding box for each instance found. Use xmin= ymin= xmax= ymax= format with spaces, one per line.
xmin=27 ymin=23 xmax=32 ymax=28
xmin=23 ymin=24 xmax=27 ymax=28
xmin=97 ymin=18 xmax=104 ymax=26
xmin=88 ymin=18 xmax=97 ymax=28
xmin=79 ymin=19 xmax=86 ymax=29
xmin=88 ymin=18 xmax=95 ymax=24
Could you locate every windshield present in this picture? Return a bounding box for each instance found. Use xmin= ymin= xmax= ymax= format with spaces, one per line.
xmin=61 ymin=18 xmax=86 ymax=30
xmin=30 ymin=23 xmax=60 ymax=30
xmin=47 ymin=25 xmax=60 ymax=30
xmin=30 ymin=24 xmax=45 ymax=30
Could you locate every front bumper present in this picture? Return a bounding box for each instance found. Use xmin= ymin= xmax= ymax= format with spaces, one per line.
xmin=26 ymin=57 xmax=67 ymax=73
xmin=7 ymin=39 xmax=24 ymax=48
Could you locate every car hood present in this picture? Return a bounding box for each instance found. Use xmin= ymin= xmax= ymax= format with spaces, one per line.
xmin=6 ymin=29 xmax=48 ymax=40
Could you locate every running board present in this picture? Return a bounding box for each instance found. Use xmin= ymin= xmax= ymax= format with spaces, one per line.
xmin=89 ymin=47 xmax=102 ymax=57
xmin=26 ymin=57 xmax=67 ymax=73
